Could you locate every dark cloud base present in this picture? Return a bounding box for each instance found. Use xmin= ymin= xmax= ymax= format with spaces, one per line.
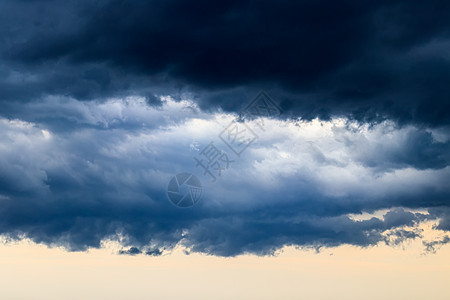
xmin=1 ymin=0 xmax=450 ymax=126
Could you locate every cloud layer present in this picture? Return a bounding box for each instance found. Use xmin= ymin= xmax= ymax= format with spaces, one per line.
xmin=0 ymin=0 xmax=449 ymax=256
xmin=1 ymin=0 xmax=450 ymax=126
xmin=0 ymin=97 xmax=449 ymax=255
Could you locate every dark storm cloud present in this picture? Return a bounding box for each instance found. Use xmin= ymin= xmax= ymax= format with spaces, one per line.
xmin=182 ymin=208 xmax=427 ymax=256
xmin=1 ymin=0 xmax=450 ymax=125
xmin=0 ymin=0 xmax=449 ymax=257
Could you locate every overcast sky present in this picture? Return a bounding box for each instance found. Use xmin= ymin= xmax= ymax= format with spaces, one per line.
xmin=0 ymin=0 xmax=449 ymax=262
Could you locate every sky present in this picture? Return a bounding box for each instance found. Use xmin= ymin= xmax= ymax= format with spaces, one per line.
xmin=0 ymin=0 xmax=449 ymax=298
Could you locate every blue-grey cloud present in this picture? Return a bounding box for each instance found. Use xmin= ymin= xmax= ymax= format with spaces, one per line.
xmin=0 ymin=98 xmax=448 ymax=256
xmin=423 ymin=236 xmax=450 ymax=254
xmin=119 ymin=247 xmax=142 ymax=255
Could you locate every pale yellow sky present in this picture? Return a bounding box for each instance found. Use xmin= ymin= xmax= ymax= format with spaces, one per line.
xmin=1 ymin=223 xmax=449 ymax=300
